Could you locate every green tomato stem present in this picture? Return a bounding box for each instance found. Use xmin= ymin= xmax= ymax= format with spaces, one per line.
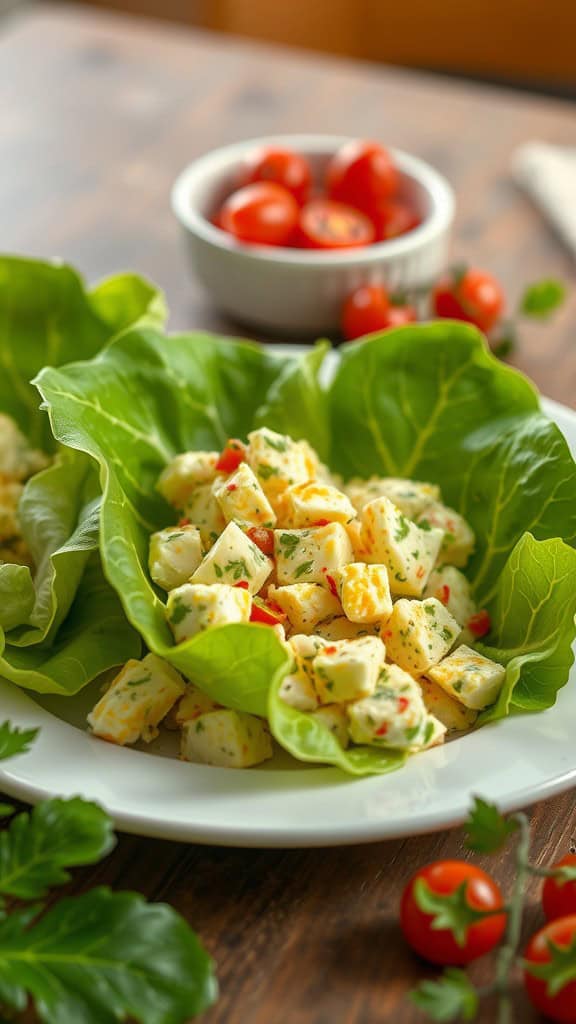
xmin=496 ymin=812 xmax=531 ymax=1024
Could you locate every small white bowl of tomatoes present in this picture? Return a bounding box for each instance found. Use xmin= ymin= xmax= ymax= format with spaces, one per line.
xmin=172 ymin=134 xmax=455 ymax=335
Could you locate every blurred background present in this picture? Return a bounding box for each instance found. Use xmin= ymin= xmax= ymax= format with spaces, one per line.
xmin=4 ymin=0 xmax=573 ymax=97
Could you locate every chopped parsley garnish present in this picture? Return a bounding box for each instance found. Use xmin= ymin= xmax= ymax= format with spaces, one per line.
xmin=394 ymin=514 xmax=410 ymax=542
xmin=423 ymin=719 xmax=435 ymax=744
xmin=418 ymin=518 xmax=432 ymax=531
xmin=169 ymin=596 xmax=189 ymax=625
xmin=263 ymin=434 xmax=288 ymax=453
xmin=294 ymin=560 xmax=314 ymax=578
xmin=213 ymin=562 xmax=223 ymax=578
xmin=394 ymin=571 xmax=408 ymax=583
xmin=165 ymin=530 xmax=185 ymax=543
xmin=126 ymin=673 xmax=152 ymax=687
xmin=441 ymin=627 xmax=454 ymax=642
xmin=278 ymin=532 xmax=300 ymax=557
xmin=224 ymin=559 xmax=251 ymax=580
xmin=405 ymin=724 xmax=422 ymax=742
xmin=257 ymin=463 xmax=279 ymax=481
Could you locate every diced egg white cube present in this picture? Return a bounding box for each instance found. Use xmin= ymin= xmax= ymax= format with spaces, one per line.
xmin=157 ymin=451 xmax=219 ymax=508
xmin=383 ymin=597 xmax=459 ymax=675
xmin=282 ymin=481 xmax=356 ymax=528
xmin=191 ymin=520 xmax=272 ymax=594
xmin=418 ymin=676 xmax=478 ymax=732
xmin=423 ymin=565 xmax=476 ymax=627
xmin=213 ymin=461 xmax=276 ymax=529
xmin=148 ymin=525 xmax=203 ymax=591
xmin=278 ymin=671 xmax=319 ymax=711
xmin=181 ymin=709 xmax=273 ymax=768
xmin=268 ymin=582 xmax=341 ymax=634
xmin=336 ymin=562 xmax=393 ymax=623
xmin=309 ymin=704 xmax=349 ymax=749
xmin=417 ymin=715 xmax=447 ymax=750
xmin=361 ymin=497 xmax=443 ymax=597
xmin=346 ymin=663 xmax=428 ymax=749
xmin=417 ymin=502 xmax=475 ymax=568
xmin=247 ymin=427 xmax=313 ymax=501
xmin=166 ymin=683 xmax=222 ymax=729
xmin=428 ymin=644 xmax=506 ymax=710
xmin=346 ymin=519 xmax=372 ymax=561
xmin=87 ymin=653 xmax=186 ymax=746
xmin=313 ymin=636 xmax=386 ymax=704
xmin=274 ymin=523 xmax=354 ymax=587
xmin=166 ymin=582 xmax=251 ymax=644
xmin=281 ymin=633 xmax=327 ymax=710
xmin=182 ymin=481 xmax=226 ymax=548
xmin=346 ymin=476 xmax=440 ymax=519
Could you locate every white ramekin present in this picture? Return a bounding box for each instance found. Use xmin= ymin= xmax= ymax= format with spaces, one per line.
xmin=171 ymin=134 xmax=455 ymax=335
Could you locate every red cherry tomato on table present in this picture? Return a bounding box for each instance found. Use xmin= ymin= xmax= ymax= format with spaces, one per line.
xmin=342 ymin=286 xmax=417 ymax=340
xmin=371 ymin=199 xmax=421 ymax=241
xmin=433 ymin=267 xmax=505 ymax=334
xmin=218 ymin=182 xmax=299 ymax=246
xmin=543 ymin=856 xmax=576 ymax=922
xmin=241 ymin=147 xmax=312 ymax=206
xmin=523 ymin=915 xmax=576 ymax=1023
xmin=215 ymin=439 xmax=247 ymax=474
xmin=400 ymin=860 xmax=506 ymax=966
xmin=297 ymin=199 xmax=375 ymax=249
xmin=342 ymin=286 xmax=390 ymax=339
xmin=326 ymin=140 xmax=399 ymax=211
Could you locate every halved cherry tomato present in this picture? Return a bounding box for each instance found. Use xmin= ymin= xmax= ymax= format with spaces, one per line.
xmin=433 ymin=268 xmax=505 ymax=334
xmin=400 ymin=860 xmax=506 ymax=966
xmin=215 ymin=439 xmax=247 ymax=474
xmin=342 ymin=285 xmax=390 ymax=339
xmin=372 ymin=199 xmax=421 ymax=241
xmin=523 ymin=915 xmax=576 ymax=1022
xmin=543 ymin=856 xmax=576 ymax=922
xmin=467 ymin=610 xmax=491 ymax=638
xmin=326 ymin=140 xmax=399 ymax=211
xmin=383 ymin=304 xmax=417 ymax=328
xmin=246 ymin=526 xmax=275 ymax=557
xmin=241 ymin=146 xmax=311 ymax=206
xmin=297 ymin=199 xmax=375 ymax=250
xmin=218 ymin=182 xmax=299 ymax=246
xmin=250 ymin=596 xmax=286 ymax=626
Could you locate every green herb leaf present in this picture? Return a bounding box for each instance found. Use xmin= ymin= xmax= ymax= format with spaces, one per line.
xmin=520 ymin=279 xmax=566 ymax=319
xmin=411 ymin=968 xmax=479 ymax=1021
xmin=294 ymin=560 xmax=314 ymax=579
xmin=465 ymin=796 xmax=519 ymax=853
xmin=0 ymin=887 xmax=217 ymax=1023
xmin=413 ymin=878 xmax=500 ymax=947
xmin=0 ymin=797 xmax=115 ymax=902
xmin=0 ymin=722 xmax=38 ymax=762
xmin=523 ymin=934 xmax=576 ymax=997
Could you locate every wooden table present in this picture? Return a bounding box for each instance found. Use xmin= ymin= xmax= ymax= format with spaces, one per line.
xmin=1 ymin=7 xmax=575 ymax=1021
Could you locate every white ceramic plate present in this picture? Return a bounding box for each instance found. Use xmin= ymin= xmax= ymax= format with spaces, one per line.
xmin=1 ymin=398 xmax=574 ymax=848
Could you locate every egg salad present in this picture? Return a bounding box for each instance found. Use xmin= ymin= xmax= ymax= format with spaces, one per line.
xmin=87 ymin=427 xmax=505 ymax=768
xmin=0 ymin=414 xmax=50 ymax=567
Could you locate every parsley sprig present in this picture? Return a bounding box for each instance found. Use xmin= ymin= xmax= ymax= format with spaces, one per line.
xmin=0 ymin=722 xmax=217 ymax=1023
xmin=411 ymin=796 xmax=575 ymax=1023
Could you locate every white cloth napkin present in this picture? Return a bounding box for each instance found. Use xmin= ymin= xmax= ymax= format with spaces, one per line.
xmin=512 ymin=142 xmax=576 ymax=258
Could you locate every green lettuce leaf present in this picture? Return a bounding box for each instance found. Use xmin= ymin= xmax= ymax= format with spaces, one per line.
xmin=0 ymin=256 xmax=165 ymax=450
xmin=34 ymin=323 xmax=576 ymax=773
xmin=479 ymin=534 xmax=576 ymax=720
xmin=0 ymin=256 xmax=164 ymax=685
xmin=0 ymin=556 xmax=142 ymax=695
xmin=328 ymin=323 xmax=576 ymax=602
xmin=0 ymin=888 xmax=216 ymax=1023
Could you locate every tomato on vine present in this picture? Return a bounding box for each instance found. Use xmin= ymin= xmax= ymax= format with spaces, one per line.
xmin=523 ymin=915 xmax=576 ymax=1023
xmin=400 ymin=860 xmax=507 ymax=966
xmin=543 ymin=856 xmax=576 ymax=922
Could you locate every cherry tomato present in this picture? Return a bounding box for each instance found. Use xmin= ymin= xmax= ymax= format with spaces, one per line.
xmin=241 ymin=147 xmax=311 ymax=206
xmin=342 ymin=285 xmax=390 ymax=339
xmin=383 ymin=304 xmax=417 ymax=327
xmin=400 ymin=860 xmax=506 ymax=966
xmin=218 ymin=182 xmax=299 ymax=246
xmin=467 ymin=610 xmax=491 ymax=639
xmin=326 ymin=140 xmax=399 ymax=211
xmin=543 ymin=857 xmax=576 ymax=922
xmin=524 ymin=915 xmax=576 ymax=1023
xmin=433 ymin=268 xmax=505 ymax=334
xmin=246 ymin=526 xmax=275 ymax=557
xmin=372 ymin=199 xmax=421 ymax=241
xmin=250 ymin=597 xmax=286 ymax=626
xmin=215 ymin=439 xmax=247 ymax=474
xmin=297 ymin=199 xmax=375 ymax=249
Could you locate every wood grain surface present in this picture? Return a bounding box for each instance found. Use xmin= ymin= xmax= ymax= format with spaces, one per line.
xmin=0 ymin=7 xmax=575 ymax=1022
